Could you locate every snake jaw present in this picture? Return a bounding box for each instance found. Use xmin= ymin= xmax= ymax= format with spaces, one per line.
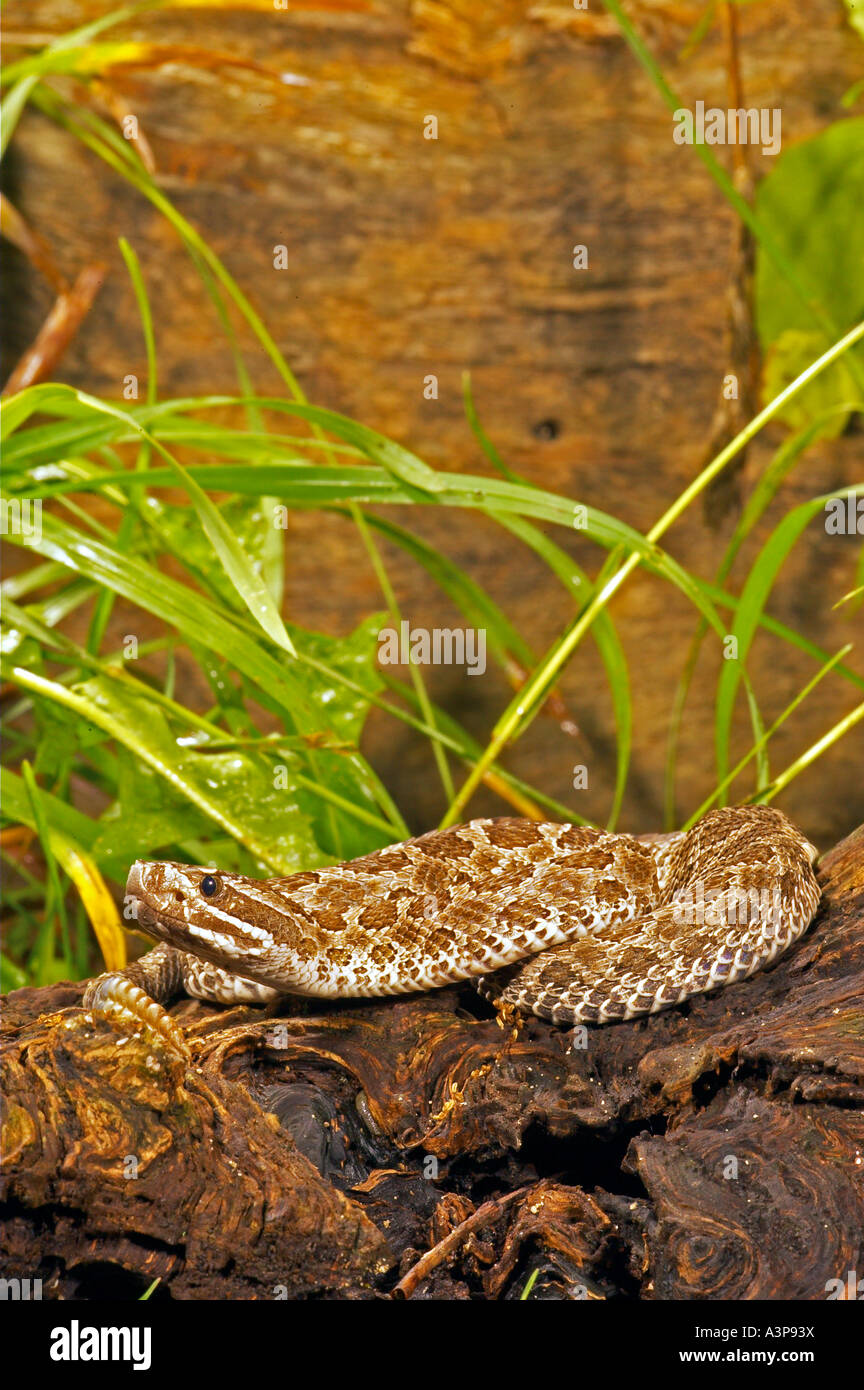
xmin=124 ymin=859 xmax=291 ymax=985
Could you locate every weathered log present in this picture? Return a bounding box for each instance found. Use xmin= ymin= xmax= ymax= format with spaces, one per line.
xmin=1 ymin=822 xmax=861 ymax=1299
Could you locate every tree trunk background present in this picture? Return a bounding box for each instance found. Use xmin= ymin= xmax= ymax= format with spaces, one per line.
xmin=1 ymin=823 xmax=861 ymax=1299
xmin=2 ymin=0 xmax=863 ymax=845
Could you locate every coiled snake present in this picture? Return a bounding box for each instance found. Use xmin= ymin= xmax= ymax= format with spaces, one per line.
xmin=84 ymin=805 xmax=821 ymax=1051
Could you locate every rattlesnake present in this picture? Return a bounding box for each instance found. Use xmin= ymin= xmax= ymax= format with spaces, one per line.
xmin=84 ymin=805 xmax=821 ymax=1046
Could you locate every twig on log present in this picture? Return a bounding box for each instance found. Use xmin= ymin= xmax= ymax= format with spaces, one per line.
xmin=393 ymin=1186 xmax=528 ymax=1299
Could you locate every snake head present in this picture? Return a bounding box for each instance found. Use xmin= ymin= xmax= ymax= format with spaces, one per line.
xmin=125 ymin=859 xmax=294 ymax=983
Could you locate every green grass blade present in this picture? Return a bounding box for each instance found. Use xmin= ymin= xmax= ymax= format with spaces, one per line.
xmin=17 ymin=385 xmax=298 ymax=657
xmin=7 ymin=669 xmax=324 ymax=876
xmin=598 ymin=0 xmax=864 ymax=395
xmin=381 ymin=674 xmax=595 ymax=827
xmin=337 ymin=509 xmax=533 ymax=671
xmin=0 ymin=3 xmax=149 ymax=158
xmin=663 ymin=403 xmax=862 ymax=825
xmin=714 ymin=486 xmax=863 ymax=789
xmin=347 ymin=507 xmax=454 ymax=804
xmin=4 ymin=511 xmax=317 ymax=722
xmin=1 ymin=766 xmax=99 ymax=849
xmin=490 ymin=512 xmax=632 ymax=832
xmin=751 ymin=698 xmax=864 ymax=806
xmin=438 ymin=320 xmax=864 ymax=826
xmin=20 ymin=760 xmax=71 ymax=975
xmin=685 ymin=644 xmax=853 ymax=826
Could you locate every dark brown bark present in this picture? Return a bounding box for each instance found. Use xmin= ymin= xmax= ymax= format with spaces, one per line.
xmin=2 ymin=821 xmax=861 ymax=1300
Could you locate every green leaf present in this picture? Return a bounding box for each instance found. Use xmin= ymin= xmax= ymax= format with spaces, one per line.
xmin=1 ymin=954 xmax=29 ymax=992
xmin=20 ymin=759 xmax=71 ymax=973
xmin=8 ymin=384 xmax=298 ymax=657
xmin=755 ymin=119 xmax=864 ymax=427
xmin=289 ymin=612 xmax=384 ymax=744
xmin=91 ymin=745 xmax=213 ymax=867
xmin=762 ymin=330 xmax=860 ymax=438
xmin=845 ymin=0 xmax=864 ymax=42
xmin=6 ymin=670 xmax=326 ymax=876
xmin=156 ymin=444 xmax=298 ymax=659
xmin=6 ymin=511 xmax=317 ymax=725
xmin=0 ymin=765 xmax=99 ymax=851
xmin=714 ymin=486 xmax=863 ymax=787
xmin=2 ymin=511 xmax=404 ymax=851
xmin=31 ymin=692 xmax=108 ymax=782
xmin=155 ymin=497 xmax=276 ymax=611
xmin=92 ymin=806 xmax=213 ymax=868
xmin=0 ymin=383 xmax=76 ymax=441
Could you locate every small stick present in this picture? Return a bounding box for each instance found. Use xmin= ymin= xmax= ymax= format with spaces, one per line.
xmin=3 ymin=263 xmax=106 ymax=395
xmin=393 ymin=1186 xmax=529 ymax=1299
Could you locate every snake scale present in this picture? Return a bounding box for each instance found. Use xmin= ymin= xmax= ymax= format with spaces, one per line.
xmin=84 ymin=805 xmax=821 ymax=1050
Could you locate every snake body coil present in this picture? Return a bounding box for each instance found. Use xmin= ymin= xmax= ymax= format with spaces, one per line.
xmin=86 ymin=805 xmax=820 ymax=1031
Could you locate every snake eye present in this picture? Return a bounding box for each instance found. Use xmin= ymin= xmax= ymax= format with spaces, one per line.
xmin=200 ymin=874 xmax=220 ymax=898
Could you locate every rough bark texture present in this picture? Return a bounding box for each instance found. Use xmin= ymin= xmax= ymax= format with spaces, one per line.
xmin=1 ymin=822 xmax=861 ymax=1300
xmin=3 ymin=0 xmax=863 ymax=844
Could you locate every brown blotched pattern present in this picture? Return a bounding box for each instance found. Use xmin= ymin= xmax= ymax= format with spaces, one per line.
xmin=87 ymin=806 xmax=820 ymax=1031
xmin=479 ymin=806 xmax=821 ymax=1023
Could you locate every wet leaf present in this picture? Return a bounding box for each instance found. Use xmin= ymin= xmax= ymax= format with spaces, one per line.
xmin=755 ymin=118 xmax=864 ymax=428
